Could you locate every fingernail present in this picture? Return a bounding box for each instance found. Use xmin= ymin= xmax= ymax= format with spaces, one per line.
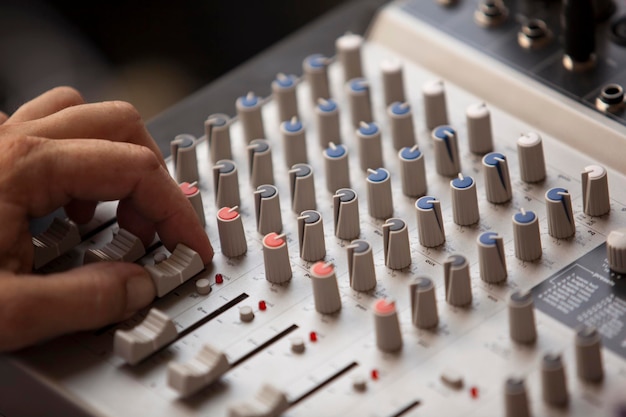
xmin=125 ymin=272 xmax=155 ymax=314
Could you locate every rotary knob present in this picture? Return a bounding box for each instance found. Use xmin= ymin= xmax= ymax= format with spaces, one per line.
xmin=236 ymin=92 xmax=265 ymax=143
xmin=383 ymin=218 xmax=411 ymax=270
xmin=217 ymin=207 xmax=247 ymax=258
xmin=333 ymin=188 xmax=360 ymax=240
xmin=347 ymin=78 xmax=373 ymax=128
xmin=247 ymin=139 xmax=274 ymax=188
xmin=432 ymin=125 xmax=461 ymax=177
xmin=297 ymin=210 xmax=326 ymax=262
xmin=581 ymin=164 xmax=610 ymax=216
xmin=310 ymin=262 xmax=342 ymax=314
xmin=272 ymin=73 xmax=299 ymax=123
xmin=387 ymin=102 xmax=416 ymax=150
xmin=575 ymin=325 xmax=604 ymax=383
xmin=380 ymin=58 xmax=406 ymax=106
xmin=466 ymin=102 xmax=493 ymax=154
xmin=262 ymin=233 xmax=292 ymax=284
xmin=504 ymin=377 xmax=531 ymax=417
xmin=415 ymin=196 xmax=445 ymax=247
xmin=477 ymin=232 xmax=507 ymax=284
xmin=289 ymin=163 xmax=316 ymax=214
xmin=483 ymin=152 xmax=512 ymax=204
xmin=171 ymin=134 xmax=199 ymax=184
xmin=281 ymin=117 xmax=308 ymax=168
xmin=422 ymin=80 xmax=449 ymax=130
xmin=213 ymin=159 xmax=240 ymax=209
xmin=398 ymin=146 xmax=427 ymax=198
xmin=205 ymin=113 xmax=233 ymax=164
xmin=336 ymin=32 xmax=364 ymax=82
xmin=357 ymin=122 xmax=383 ymax=172
xmin=512 ymin=209 xmax=542 ymax=261
xmin=254 ymin=184 xmax=282 ymax=235
xmin=303 ymin=54 xmax=331 ymax=103
xmin=508 ymin=290 xmax=537 ymax=344
xmin=324 ymin=143 xmax=350 ymax=193
xmin=373 ymin=299 xmax=403 ymax=352
xmin=545 ymin=187 xmax=575 ymax=238
xmin=347 ymin=239 xmax=377 ymax=292
xmin=410 ymin=276 xmax=439 ymax=329
xmin=541 ymin=353 xmax=569 ymax=407
xmin=517 ymin=132 xmax=546 ymax=183
xmin=443 ymin=254 xmax=472 ymax=307
xmin=607 ymin=228 xmax=626 ymax=274
xmin=316 ymin=98 xmax=341 ymax=149
xmin=450 ymin=174 xmax=479 ymax=226
xmin=366 ymin=168 xmax=393 ymax=220
xmin=179 ymin=182 xmax=206 ymax=228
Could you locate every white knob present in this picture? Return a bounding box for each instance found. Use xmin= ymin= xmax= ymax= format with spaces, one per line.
xmin=205 ymin=113 xmax=233 ymax=164
xmin=443 ymin=254 xmax=472 ymax=307
xmin=315 ymin=98 xmax=341 ymax=149
xmin=575 ymin=325 xmax=604 ymax=382
xmin=333 ymin=188 xmax=360 ymax=240
xmin=179 ymin=182 xmax=206 ymax=228
xmin=398 ymin=145 xmax=427 ymax=198
xmin=504 ymin=377 xmax=531 ymax=417
xmin=336 ymin=32 xmax=364 ymax=82
xmin=357 ymin=122 xmax=383 ymax=172
xmin=228 ymin=384 xmax=289 ymax=417
xmin=298 ymin=210 xmax=326 ymax=262
xmin=146 ymin=244 xmax=204 ymax=298
xmin=432 ymin=125 xmax=461 ymax=177
xmin=366 ymin=168 xmax=393 ymax=220
xmin=254 ymin=185 xmax=283 ymax=235
xmin=373 ymin=299 xmax=403 ymax=352
xmin=236 ymin=92 xmax=265 ymax=143
xmin=477 ymin=232 xmax=507 ymax=284
xmin=167 ymin=344 xmax=229 ymax=398
xmin=512 ymin=209 xmax=542 ymax=261
xmin=380 ymin=58 xmax=405 ymax=106
xmin=410 ymin=276 xmax=439 ymax=329
xmin=508 ymin=290 xmax=537 ymax=344
xmin=310 ymin=262 xmax=342 ymax=314
xmin=32 ymin=217 xmax=81 ymax=269
xmin=607 ymin=228 xmax=626 ymax=273
xmin=347 ymin=240 xmax=377 ymax=292
xmin=581 ymin=164 xmax=610 ymax=216
xmin=247 ymin=139 xmax=275 ymax=189
xmin=422 ymin=80 xmax=449 ymax=130
xmin=517 ymin=132 xmax=546 ymax=183
xmin=217 ymin=207 xmax=247 ymax=258
xmin=383 ymin=218 xmax=411 ymax=270
xmin=83 ymin=228 xmax=145 ymax=264
xmin=450 ymin=174 xmax=479 ymax=226
xmin=545 ymin=187 xmax=575 ymax=238
xmin=289 ymin=163 xmax=316 ymax=214
xmin=347 ymin=78 xmax=372 ymax=128
xmin=303 ymin=54 xmax=331 ymax=103
xmin=281 ymin=117 xmax=308 ymax=168
xmin=415 ymin=196 xmax=445 ymax=247
xmin=466 ymin=102 xmax=493 ymax=154
xmin=272 ymin=73 xmax=299 ymax=124
xmin=483 ymin=152 xmax=512 ymax=204
xmin=114 ymin=308 xmax=177 ymax=365
xmin=213 ymin=159 xmax=240 ymax=209
xmin=262 ymin=233 xmax=292 ymax=284
xmin=324 ymin=143 xmax=350 ymax=193
xmin=171 ymin=134 xmax=199 ymax=184
xmin=541 ymin=353 xmax=568 ymax=407
xmin=387 ymin=102 xmax=416 ymax=151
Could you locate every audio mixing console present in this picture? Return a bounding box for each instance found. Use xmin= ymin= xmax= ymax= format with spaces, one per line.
xmin=3 ymin=0 xmax=626 ymax=416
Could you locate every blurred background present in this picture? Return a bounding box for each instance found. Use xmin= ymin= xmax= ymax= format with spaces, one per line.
xmin=0 ymin=0 xmax=352 ymax=121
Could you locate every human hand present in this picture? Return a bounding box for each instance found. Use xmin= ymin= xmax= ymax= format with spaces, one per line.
xmin=0 ymin=86 xmax=213 ymax=352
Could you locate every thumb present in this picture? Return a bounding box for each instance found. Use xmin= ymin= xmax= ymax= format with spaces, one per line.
xmin=0 ymin=262 xmax=155 ymax=352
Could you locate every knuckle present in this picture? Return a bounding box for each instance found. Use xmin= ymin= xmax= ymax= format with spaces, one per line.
xmin=50 ymin=86 xmax=84 ymax=107
xmin=111 ymin=100 xmax=142 ymax=124
xmin=132 ymin=143 xmax=162 ymax=172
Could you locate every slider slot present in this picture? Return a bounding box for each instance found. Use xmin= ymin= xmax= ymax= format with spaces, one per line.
xmin=387 ymin=400 xmax=421 ymax=417
xmin=80 ymin=217 xmax=117 ymax=242
xmin=230 ymin=324 xmax=299 ymax=367
xmin=289 ymin=361 xmax=358 ymax=407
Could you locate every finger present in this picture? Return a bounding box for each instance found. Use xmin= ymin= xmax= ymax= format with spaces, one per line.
xmin=12 ymin=100 xmax=165 ymax=167
xmin=117 ymin=198 xmax=156 ymax=247
xmin=0 ymin=111 xmax=8 ymax=124
xmin=7 ymin=86 xmax=84 ymax=123
xmin=64 ymin=199 xmax=98 ymax=224
xmin=0 ymin=262 xmax=155 ymax=352
xmin=1 ymin=136 xmax=213 ymax=264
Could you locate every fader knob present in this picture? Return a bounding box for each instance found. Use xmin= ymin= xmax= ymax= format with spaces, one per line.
xmin=298 ymin=210 xmax=326 ymax=262
xmin=422 ymin=80 xmax=449 ymax=130
xmin=324 ymin=143 xmax=350 ymax=193
xmin=607 ymin=228 xmax=626 ymax=274
xmin=357 ymin=122 xmax=383 ymax=171
xmin=347 ymin=239 xmax=377 ymax=292
xmin=508 ymin=290 xmax=537 ymax=345
xmin=575 ymin=325 xmax=604 ymax=382
xmin=316 ymin=98 xmax=341 ymax=148
xmin=443 ymin=254 xmax=472 ymax=307
xmin=205 ymin=113 xmax=233 ymax=164
xmin=236 ymin=92 xmax=265 ymax=143
xmin=478 ymin=232 xmax=507 ymax=284
xmin=541 ymin=353 xmax=568 ymax=407
xmin=415 ymin=196 xmax=445 ymax=247
xmin=512 ymin=209 xmax=542 ymax=261
xmin=229 ymin=384 xmax=289 ymax=417
xmin=310 ymin=262 xmax=342 ymax=314
xmin=336 ymin=32 xmax=364 ymax=82
xmin=388 ymin=102 xmax=416 ymax=150
xmin=383 ymin=218 xmax=411 ymax=270
xmin=504 ymin=378 xmax=531 ymax=417
xmin=517 ymin=132 xmax=546 ymax=183
xmin=333 ymin=188 xmax=360 ymax=240
xmin=450 ymin=174 xmax=479 ymax=226
xmin=247 ymin=139 xmax=275 ymax=188
xmin=272 ymin=73 xmax=299 ymax=123
xmin=217 ymin=207 xmax=247 ymax=258
xmin=171 ymin=134 xmax=199 ymax=184
xmin=180 ymin=182 xmax=205 ymax=228
xmin=432 ymin=126 xmax=461 ymax=177
xmin=582 ymin=164 xmax=610 ymax=216
xmin=262 ymin=233 xmax=292 ymax=284
xmin=410 ymin=276 xmax=439 ymax=330
xmin=398 ymin=146 xmax=427 ymax=198
xmin=281 ymin=117 xmax=308 ymax=168
xmin=466 ymin=102 xmax=493 ymax=154
xmin=303 ymin=54 xmax=331 ymax=103
xmin=347 ymin=78 xmax=373 ymax=128
xmin=381 ymin=58 xmax=405 ymax=106
xmin=483 ymin=152 xmax=512 ymax=204
xmin=114 ymin=308 xmax=177 ymax=365
xmin=32 ymin=217 xmax=80 ymax=269
xmin=374 ymin=299 xmax=403 ymax=352
xmin=366 ymin=168 xmax=393 ymax=220
xmin=545 ymin=187 xmax=575 ymax=238
xmin=213 ymin=159 xmax=240 ymax=209
xmin=254 ymin=184 xmax=283 ymax=235
xmin=289 ymin=163 xmax=316 ymax=214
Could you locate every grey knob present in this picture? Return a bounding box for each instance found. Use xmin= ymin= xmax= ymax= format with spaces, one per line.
xmin=374 ymin=299 xmax=403 ymax=352
xmin=298 ymin=210 xmax=326 ymax=262
xmin=483 ymin=152 xmax=512 ymax=204
xmin=347 ymin=239 xmax=377 ymax=292
xmin=415 ymin=196 xmax=445 ymax=247
xmin=504 ymin=377 xmax=531 ymax=417
xmin=545 ymin=187 xmax=575 ymax=238
xmin=216 ymin=207 xmax=247 ymax=258
xmin=388 ymin=102 xmax=416 ymax=150
xmin=607 ymin=228 xmax=626 ymax=274
xmin=422 ymin=80 xmax=449 ymax=130
xmin=316 ymin=98 xmax=341 ymax=149
xmin=443 ymin=254 xmax=472 ymax=307
xmin=410 ymin=276 xmax=439 ymax=329
xmin=281 ymin=117 xmax=308 ymax=168
xmin=236 ymin=92 xmax=265 ymax=143
xmin=213 ymin=159 xmax=240 ymax=209
xmin=347 ymin=78 xmax=373 ymax=128
xmin=254 ymin=184 xmax=282 ymax=235
xmin=289 ymin=163 xmax=316 ymax=214
xmin=310 ymin=262 xmax=342 ymax=314
xmin=366 ymin=168 xmax=393 ymax=220
xmin=247 ymin=139 xmax=275 ymax=188
xmin=333 ymin=188 xmax=360 ymax=240
xmin=324 ymin=143 xmax=350 ymax=193
xmin=262 ymin=233 xmax=292 ymax=284
xmin=381 ymin=58 xmax=405 ymax=106
xmin=541 ymin=353 xmax=568 ymax=407
xmin=272 ymin=73 xmax=299 ymax=123
xmin=477 ymin=232 xmax=507 ymax=284
xmin=205 ymin=113 xmax=233 ymax=164
xmin=398 ymin=146 xmax=427 ymax=198
xmin=466 ymin=102 xmax=493 ymax=154
xmin=180 ymin=182 xmax=206 ymax=228
xmin=450 ymin=174 xmax=479 ymax=226
xmin=357 ymin=122 xmax=383 ymax=172
xmin=383 ymin=218 xmax=411 ymax=270
xmin=171 ymin=134 xmax=199 ymax=184
xmin=512 ymin=209 xmax=542 ymax=261
xmin=303 ymin=54 xmax=331 ymax=103
xmin=575 ymin=325 xmax=604 ymax=382
xmin=335 ymin=32 xmax=363 ymax=82
xmin=432 ymin=126 xmax=461 ymax=177
xmin=517 ymin=132 xmax=546 ymax=183
xmin=581 ymin=164 xmax=610 ymax=216
xmin=508 ymin=290 xmax=537 ymax=344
